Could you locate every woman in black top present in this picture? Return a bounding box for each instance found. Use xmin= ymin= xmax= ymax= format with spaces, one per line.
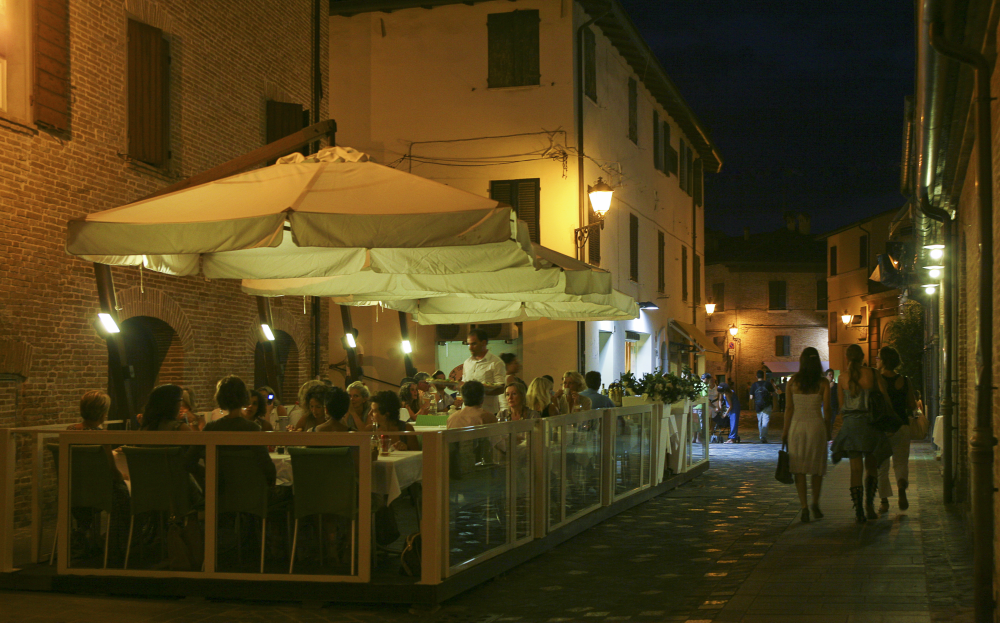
xmin=876 ymin=346 xmax=917 ymax=514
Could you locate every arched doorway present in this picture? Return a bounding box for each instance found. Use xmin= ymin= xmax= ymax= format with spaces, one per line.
xmin=254 ymin=330 xmax=298 ymax=403
xmin=109 ymin=316 xmax=183 ymax=422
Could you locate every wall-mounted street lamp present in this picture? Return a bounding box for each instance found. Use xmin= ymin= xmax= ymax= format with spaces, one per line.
xmin=574 ymin=177 xmax=615 ymax=261
xmin=705 ymin=301 xmax=716 ymax=318
xmin=729 ymin=324 xmax=739 ymax=337
xmin=841 ymin=311 xmax=853 ymax=327
xmin=97 ymin=313 xmax=120 ymax=334
xmin=260 ymin=323 xmax=276 ymax=341
xmin=345 ymin=331 xmax=356 ymax=348
xmin=923 ymin=284 xmax=938 ymax=295
xmin=401 ymin=339 xmax=413 ymax=354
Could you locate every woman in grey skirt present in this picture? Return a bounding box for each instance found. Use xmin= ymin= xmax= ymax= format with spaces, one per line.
xmin=830 ymin=343 xmax=893 ymax=523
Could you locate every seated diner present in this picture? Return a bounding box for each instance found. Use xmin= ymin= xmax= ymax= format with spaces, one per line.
xmin=447 ymin=381 xmax=498 ymax=428
xmin=314 ymin=386 xmax=351 ymax=432
xmin=371 ymin=390 xmax=420 ymax=451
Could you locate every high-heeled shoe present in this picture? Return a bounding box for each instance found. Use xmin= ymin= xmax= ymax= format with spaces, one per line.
xmin=800 ymin=507 xmax=810 ymax=523
xmin=810 ymin=503 xmax=824 ymax=519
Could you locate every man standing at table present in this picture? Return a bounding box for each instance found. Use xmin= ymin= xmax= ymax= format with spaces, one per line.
xmin=581 ymin=371 xmax=615 ymax=409
xmin=461 ymin=328 xmax=506 ymax=414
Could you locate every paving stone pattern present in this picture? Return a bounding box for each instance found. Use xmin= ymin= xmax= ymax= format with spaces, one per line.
xmin=0 ymin=438 xmax=973 ymax=623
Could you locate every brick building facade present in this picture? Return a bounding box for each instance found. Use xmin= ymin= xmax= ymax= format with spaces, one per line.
xmin=704 ymin=214 xmax=829 ymax=398
xmin=0 ymin=0 xmax=329 ymax=526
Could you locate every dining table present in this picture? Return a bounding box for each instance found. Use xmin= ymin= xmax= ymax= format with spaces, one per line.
xmin=270 ymin=450 xmax=423 ymax=505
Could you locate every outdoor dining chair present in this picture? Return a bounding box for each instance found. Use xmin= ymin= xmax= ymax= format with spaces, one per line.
xmin=121 ymin=446 xmax=195 ymax=570
xmin=69 ymin=444 xmax=116 ymax=569
xmin=287 ymin=447 xmax=358 ymax=575
xmin=215 ymin=447 xmax=275 ymax=573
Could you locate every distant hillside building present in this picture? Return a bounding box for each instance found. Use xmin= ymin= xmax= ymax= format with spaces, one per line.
xmin=704 ymin=213 xmax=829 ymax=395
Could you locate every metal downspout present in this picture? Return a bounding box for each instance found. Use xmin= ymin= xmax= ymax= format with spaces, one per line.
xmin=930 ymin=22 xmax=996 ymax=620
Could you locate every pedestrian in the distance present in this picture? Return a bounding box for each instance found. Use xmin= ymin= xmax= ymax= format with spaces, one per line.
xmin=749 ymin=371 xmax=775 ymax=443
xmin=782 ymin=347 xmax=832 ymax=523
xmin=876 ymin=346 xmax=917 ymax=514
xmin=826 ymin=369 xmax=839 ymax=417
xmin=719 ymin=383 xmax=741 ymax=443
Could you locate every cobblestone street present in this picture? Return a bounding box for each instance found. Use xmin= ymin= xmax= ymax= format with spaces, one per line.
xmin=0 ymin=434 xmax=973 ymax=623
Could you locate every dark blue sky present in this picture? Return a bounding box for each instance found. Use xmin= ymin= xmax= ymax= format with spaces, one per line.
xmin=617 ymin=1 xmax=915 ymax=236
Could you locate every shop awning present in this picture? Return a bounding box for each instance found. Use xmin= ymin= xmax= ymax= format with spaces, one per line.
xmin=670 ymin=319 xmax=725 ymax=360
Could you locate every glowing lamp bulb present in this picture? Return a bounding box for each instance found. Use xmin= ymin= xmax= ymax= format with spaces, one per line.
xmin=401 ymin=339 xmax=413 ymax=354
xmin=261 ymin=324 xmax=275 ymax=341
xmin=923 ymin=284 xmax=937 ymax=295
xmin=98 ymin=313 xmax=120 ymax=334
xmin=929 ymin=248 xmax=944 ymax=260
xmin=928 ymin=268 xmax=941 ymax=279
xmin=728 ymin=325 xmax=738 ymax=337
xmin=588 ymin=177 xmax=614 ymax=218
xmin=345 ymin=333 xmax=357 ymax=348
xmin=841 ymin=312 xmax=853 ymax=326
xmin=705 ymin=303 xmax=716 ymax=315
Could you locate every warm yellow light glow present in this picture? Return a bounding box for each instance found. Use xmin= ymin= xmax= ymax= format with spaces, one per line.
xmin=923 ymin=284 xmax=937 ymax=295
xmin=98 ymin=313 xmax=119 ymax=334
xmin=728 ymin=325 xmax=738 ymax=337
xmin=929 ymin=248 xmax=944 ymax=260
xmin=345 ymin=333 xmax=357 ymax=348
xmin=929 ymin=268 xmax=941 ymax=279
xmin=705 ymin=302 xmax=716 ymax=315
xmin=401 ymin=339 xmax=412 ymax=354
xmin=588 ymin=177 xmax=614 ymax=218
xmin=841 ymin=312 xmax=853 ymax=326
xmin=261 ymin=324 xmax=275 ymax=341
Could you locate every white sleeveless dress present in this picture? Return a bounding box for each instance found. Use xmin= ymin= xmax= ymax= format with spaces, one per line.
xmin=787 ymin=391 xmax=827 ymax=475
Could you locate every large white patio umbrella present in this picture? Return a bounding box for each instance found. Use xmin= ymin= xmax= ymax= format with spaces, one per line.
xmin=66 ymin=147 xmax=534 ymax=277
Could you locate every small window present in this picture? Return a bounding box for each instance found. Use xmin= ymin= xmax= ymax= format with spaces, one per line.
xmin=34 ymin=0 xmax=71 ymax=133
xmin=775 ymin=335 xmax=791 ymax=357
xmin=681 ymin=246 xmax=688 ymax=301
xmin=816 ymin=279 xmax=828 ymax=310
xmin=829 ymin=312 xmax=838 ymax=343
xmin=693 ymin=254 xmax=701 ymax=305
xmin=657 ymin=231 xmax=665 ymax=293
xmin=629 ymin=213 xmax=639 ymax=282
xmin=490 ymin=179 xmax=541 ymax=244
xmin=583 ymin=26 xmax=596 ymax=102
xmin=487 ymin=10 xmax=540 ymax=88
xmin=128 ymin=19 xmax=171 ymax=167
xmin=627 ymin=77 xmax=638 ymax=144
xmin=768 ymin=281 xmax=787 ymax=310
xmin=712 ymin=282 xmax=725 ymax=311
xmin=859 ymin=234 xmax=868 ymax=269
xmin=652 ymin=111 xmax=661 ymax=171
xmin=830 ymin=246 xmax=838 ymax=276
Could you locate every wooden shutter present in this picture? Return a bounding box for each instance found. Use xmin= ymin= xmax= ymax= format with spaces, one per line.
xmin=829 ymin=312 xmax=838 ymax=343
xmin=713 ymin=282 xmax=725 ymax=311
xmin=488 ymin=10 xmax=539 ymax=88
xmin=34 ymin=0 xmax=71 ymax=133
xmin=693 ymin=158 xmax=703 ymax=206
xmin=583 ymin=26 xmax=596 ymax=101
xmin=629 ymin=213 xmax=639 ymax=282
xmin=686 ymin=145 xmax=694 ymax=195
xmin=681 ymin=246 xmax=688 ymax=301
xmin=817 ymin=279 xmax=828 ymax=310
xmin=588 ymin=204 xmax=601 ymax=265
xmin=768 ymin=281 xmax=787 ymax=310
xmin=490 ymin=179 xmax=540 ymax=244
xmin=664 ymin=122 xmax=675 ymax=176
xmin=693 ymin=253 xmax=701 ymax=305
xmin=657 ymin=231 xmax=665 ymax=292
xmin=652 ymin=111 xmax=660 ymax=171
xmin=627 ymin=77 xmax=637 ymax=144
xmin=266 ymin=100 xmax=305 ymax=163
xmin=678 ymin=138 xmax=687 ymax=190
xmin=128 ymin=19 xmax=170 ymax=167
xmin=775 ymin=336 xmax=790 ymax=357
xmin=830 ymin=246 xmax=838 ymax=276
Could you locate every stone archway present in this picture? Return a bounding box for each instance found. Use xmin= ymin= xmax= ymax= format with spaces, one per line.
xmin=116 ymin=287 xmax=196 ymax=355
xmin=245 ymin=305 xmax=311 ymax=402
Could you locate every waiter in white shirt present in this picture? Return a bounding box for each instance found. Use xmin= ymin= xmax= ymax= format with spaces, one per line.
xmin=461 ymin=328 xmax=506 ymax=414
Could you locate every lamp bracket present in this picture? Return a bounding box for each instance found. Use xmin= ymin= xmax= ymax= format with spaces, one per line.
xmin=574 ymin=219 xmax=605 ymax=259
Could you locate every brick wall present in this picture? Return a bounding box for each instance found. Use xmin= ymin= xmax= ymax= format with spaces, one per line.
xmin=0 ymin=0 xmax=329 ymax=530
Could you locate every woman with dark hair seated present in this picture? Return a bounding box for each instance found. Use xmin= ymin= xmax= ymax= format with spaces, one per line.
xmin=201 ymin=376 xmax=276 ymax=486
xmin=371 ymin=390 xmax=419 ymax=451
xmin=314 ymin=387 xmax=351 ymax=432
xmin=243 ymin=388 xmax=274 ymax=431
xmin=291 ymin=385 xmax=328 ymax=431
xmin=139 ymin=385 xmax=194 ymax=432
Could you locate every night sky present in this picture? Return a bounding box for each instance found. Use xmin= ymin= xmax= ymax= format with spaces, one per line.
xmin=617 ymin=1 xmax=915 ymax=237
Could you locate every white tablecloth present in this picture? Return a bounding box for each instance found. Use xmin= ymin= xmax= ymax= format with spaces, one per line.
xmin=270 ymin=451 xmax=423 ymax=505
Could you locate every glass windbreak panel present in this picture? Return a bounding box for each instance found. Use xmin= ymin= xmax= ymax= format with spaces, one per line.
xmin=509 ymin=430 xmax=532 ymax=541
xmin=449 ymin=434 xmax=510 ymax=569
xmin=38 ymin=436 xmax=60 ymax=567
xmin=689 ymin=404 xmax=708 ymax=466
xmin=270 ymin=445 xmax=362 ymax=576
xmin=564 ymin=417 xmax=602 ymax=519
xmin=640 ymin=413 xmax=652 ymax=486
xmin=547 ymin=425 xmax=563 ymax=528
xmin=66 ymin=442 xmax=204 ymax=571
xmin=614 ymin=414 xmax=643 ymax=496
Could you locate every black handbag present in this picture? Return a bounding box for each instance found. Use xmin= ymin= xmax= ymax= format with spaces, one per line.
xmin=775 ymin=443 xmax=793 ymax=484
xmin=869 ymin=388 xmax=902 ymax=433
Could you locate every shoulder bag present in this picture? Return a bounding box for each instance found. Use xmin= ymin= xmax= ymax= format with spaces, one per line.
xmin=775 ymin=443 xmax=793 ymax=484
xmin=869 ymin=385 xmax=902 ymax=433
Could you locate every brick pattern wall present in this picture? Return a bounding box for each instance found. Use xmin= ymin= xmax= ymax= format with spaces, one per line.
xmin=0 ymin=0 xmax=328 ymax=530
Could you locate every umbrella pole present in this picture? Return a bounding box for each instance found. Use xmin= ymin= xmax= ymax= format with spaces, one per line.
xmin=398 ymin=312 xmax=417 ymax=379
xmin=338 ymin=306 xmax=361 ymax=386
xmin=93 ymin=263 xmax=138 ymax=427
xmin=255 ymin=297 xmax=281 ymax=399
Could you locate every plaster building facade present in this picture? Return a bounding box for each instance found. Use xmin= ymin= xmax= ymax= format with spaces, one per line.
xmin=326 ymin=0 xmax=721 ymax=385
xmin=704 ymin=214 xmax=828 ymax=397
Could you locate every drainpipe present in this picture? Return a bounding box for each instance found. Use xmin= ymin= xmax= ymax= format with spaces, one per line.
xmin=575 ymin=3 xmax=611 ymax=376
xmin=929 ymin=22 xmax=995 ymax=620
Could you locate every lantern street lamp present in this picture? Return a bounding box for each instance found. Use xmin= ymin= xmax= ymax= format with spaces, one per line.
xmin=574 ymin=177 xmax=615 ymax=262
xmin=729 ymin=324 xmax=739 ymax=337
xmin=705 ymin=301 xmax=716 ymax=318
xmin=841 ymin=311 xmax=853 ymax=327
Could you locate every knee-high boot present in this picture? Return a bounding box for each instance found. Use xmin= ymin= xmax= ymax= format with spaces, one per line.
xmin=850 ymin=486 xmax=866 ymax=523
xmin=864 ymin=475 xmax=878 ymax=520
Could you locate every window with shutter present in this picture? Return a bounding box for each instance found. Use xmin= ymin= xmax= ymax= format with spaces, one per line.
xmin=629 ymin=213 xmax=639 ymax=282
xmin=652 ymin=111 xmax=660 ymax=171
xmin=627 ymin=77 xmax=638 ymax=144
xmin=775 ymin=336 xmax=791 ymax=357
xmin=657 ymin=231 xmax=665 ymax=293
xmin=583 ymin=26 xmax=596 ymax=102
xmin=693 ymin=254 xmax=701 ymax=305
xmin=266 ymin=100 xmax=305 ymax=164
xmin=34 ymin=0 xmax=70 ymax=134
xmin=490 ymin=178 xmax=541 ymax=244
xmin=693 ymin=158 xmax=703 ymax=206
xmin=679 ymin=138 xmax=687 ymax=191
xmin=681 ymin=246 xmax=688 ymax=301
xmin=768 ymin=281 xmax=787 ymax=310
xmin=488 ymin=10 xmax=540 ymax=88
xmin=816 ymin=279 xmax=828 ymax=310
xmin=684 ymin=144 xmax=694 ymax=195
xmin=712 ymin=283 xmax=725 ymax=311
xmin=664 ymin=122 xmax=676 ymax=176
xmin=830 ymin=246 xmax=838 ymax=276
xmin=128 ymin=19 xmax=170 ymax=167
xmin=588 ymin=204 xmax=601 ymax=265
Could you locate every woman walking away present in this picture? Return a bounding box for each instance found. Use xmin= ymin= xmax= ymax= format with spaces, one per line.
xmin=830 ymin=344 xmax=893 ymax=523
xmin=876 ymin=346 xmax=918 ymax=514
xmin=781 ymin=347 xmax=832 ymax=523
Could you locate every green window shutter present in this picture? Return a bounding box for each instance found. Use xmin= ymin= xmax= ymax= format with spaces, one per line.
xmin=775 ymin=336 xmax=784 ymax=356
xmin=490 ymin=179 xmax=540 ymax=244
xmin=488 ymin=10 xmax=540 ymax=88
xmin=686 ymin=145 xmax=694 ymax=196
xmin=128 ymin=19 xmax=170 ymax=167
xmin=629 ymin=213 xmax=639 ymax=282
xmin=34 ymin=0 xmax=71 ymax=133
xmin=769 ymin=281 xmax=787 ymax=310
xmin=653 ymin=111 xmax=661 ymax=171
xmin=657 ymin=231 xmax=665 ymax=292
xmin=693 ymin=158 xmax=703 ymax=206
xmin=678 ymin=138 xmax=688 ymax=193
xmin=628 ymin=77 xmax=638 ymax=144
xmin=681 ymin=246 xmax=688 ymax=301
xmin=583 ymin=26 xmax=596 ymax=102
xmin=663 ymin=122 xmax=674 ymax=176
